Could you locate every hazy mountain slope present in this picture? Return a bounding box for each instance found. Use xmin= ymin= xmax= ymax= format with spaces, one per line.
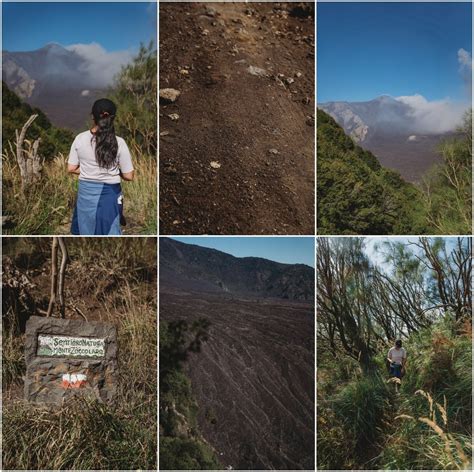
xmin=3 ymin=44 xmax=106 ymax=130
xmin=160 ymin=237 xmax=314 ymax=301
xmin=319 ymin=96 xmax=450 ymax=181
xmin=317 ymin=108 xmax=427 ymax=235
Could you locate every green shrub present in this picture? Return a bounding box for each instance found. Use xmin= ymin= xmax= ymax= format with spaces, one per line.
xmin=159 ymin=320 xmax=221 ymax=469
xmin=317 ymin=402 xmax=355 ymax=470
xmin=160 ymin=437 xmax=220 ymax=470
xmin=333 ymin=373 xmax=390 ymax=453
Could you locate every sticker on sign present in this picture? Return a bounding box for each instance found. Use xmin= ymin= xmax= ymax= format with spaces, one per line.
xmin=62 ymin=373 xmax=88 ymax=389
xmin=37 ymin=335 xmax=105 ymax=358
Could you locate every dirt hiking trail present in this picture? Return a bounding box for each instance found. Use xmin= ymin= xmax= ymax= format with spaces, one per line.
xmin=159 ymin=2 xmax=315 ymax=234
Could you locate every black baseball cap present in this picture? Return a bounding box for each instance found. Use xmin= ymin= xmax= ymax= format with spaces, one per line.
xmin=92 ymin=98 xmax=117 ymax=120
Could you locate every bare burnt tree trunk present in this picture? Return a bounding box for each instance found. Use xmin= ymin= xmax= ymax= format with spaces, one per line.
xmin=46 ymin=237 xmax=68 ymax=318
xmin=46 ymin=238 xmax=59 ymax=317
xmin=57 ymin=237 xmax=68 ymax=318
xmin=15 ymin=114 xmax=42 ymax=190
xmin=417 ymin=237 xmax=471 ymax=324
xmin=317 ymin=238 xmax=377 ymax=374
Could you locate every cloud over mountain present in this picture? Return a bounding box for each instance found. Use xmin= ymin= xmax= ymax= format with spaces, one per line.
xmin=65 ymin=43 xmax=133 ymax=88
xmin=395 ymin=94 xmax=466 ymax=134
xmin=2 ymin=42 xmax=135 ymax=128
xmin=394 ymin=48 xmax=472 ymax=133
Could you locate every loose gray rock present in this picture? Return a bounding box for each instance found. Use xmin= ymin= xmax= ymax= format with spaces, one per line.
xmin=204 ymin=6 xmax=217 ymax=17
xmin=268 ymin=149 xmax=279 ymax=155
xmin=159 ymin=88 xmax=181 ymax=104
xmin=247 ymin=65 xmax=268 ymax=78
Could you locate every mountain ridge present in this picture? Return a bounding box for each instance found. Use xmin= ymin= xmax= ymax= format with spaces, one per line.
xmin=160 ymin=237 xmax=314 ymax=301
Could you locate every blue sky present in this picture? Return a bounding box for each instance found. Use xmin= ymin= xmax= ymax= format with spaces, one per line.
xmin=318 ymin=2 xmax=472 ymax=102
xmin=169 ymin=237 xmax=315 ymax=268
xmin=364 ymin=236 xmax=460 ymax=272
xmin=2 ymin=2 xmax=156 ymax=52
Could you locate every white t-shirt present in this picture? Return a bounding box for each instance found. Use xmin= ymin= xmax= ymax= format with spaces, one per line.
xmin=388 ymin=346 xmax=407 ymax=365
xmin=68 ymin=130 xmax=134 ymax=184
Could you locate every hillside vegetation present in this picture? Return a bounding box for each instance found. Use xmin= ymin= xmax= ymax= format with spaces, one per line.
xmin=2 ymin=238 xmax=157 ymax=469
xmin=160 ymin=319 xmax=221 ymax=470
xmin=2 ymin=43 xmax=157 ymax=235
xmin=421 ymin=110 xmax=472 ymax=234
xmin=2 ymin=81 xmax=74 ymax=157
xmin=317 ymin=237 xmax=472 ymax=470
xmin=317 ymin=109 xmax=472 ymax=235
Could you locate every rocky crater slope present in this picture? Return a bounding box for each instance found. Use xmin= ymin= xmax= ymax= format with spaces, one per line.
xmin=160 ymin=238 xmax=315 ymax=470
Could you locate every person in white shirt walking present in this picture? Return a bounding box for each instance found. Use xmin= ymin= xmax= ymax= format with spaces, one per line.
xmin=387 ymin=339 xmax=407 ymax=379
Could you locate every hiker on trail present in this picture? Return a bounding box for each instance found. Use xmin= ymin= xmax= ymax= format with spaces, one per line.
xmin=387 ymin=339 xmax=407 ymax=379
xmin=67 ymin=99 xmax=134 ymax=235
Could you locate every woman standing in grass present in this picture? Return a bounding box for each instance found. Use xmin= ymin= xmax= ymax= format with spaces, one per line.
xmin=68 ymin=98 xmax=134 ymax=235
xmin=387 ymin=339 xmax=407 ymax=379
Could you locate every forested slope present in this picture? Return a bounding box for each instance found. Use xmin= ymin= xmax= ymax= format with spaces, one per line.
xmin=317 ymin=109 xmax=427 ymax=235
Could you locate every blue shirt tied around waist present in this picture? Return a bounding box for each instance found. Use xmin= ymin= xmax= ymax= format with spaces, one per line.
xmin=390 ymin=363 xmax=402 ymax=379
xmin=71 ymin=180 xmax=123 ymax=235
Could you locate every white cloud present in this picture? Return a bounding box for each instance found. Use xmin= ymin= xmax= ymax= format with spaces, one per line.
xmin=395 ymin=49 xmax=471 ymax=134
xmin=458 ymin=48 xmax=472 ymax=69
xmin=396 ymin=94 xmax=465 ymax=134
xmin=65 ymin=42 xmax=134 ymax=88
xmin=457 ymin=48 xmax=472 ymax=96
xmin=81 ymin=89 xmax=90 ymax=97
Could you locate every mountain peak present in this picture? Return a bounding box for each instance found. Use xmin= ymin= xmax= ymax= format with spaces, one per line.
xmin=374 ymin=94 xmax=397 ymax=103
xmin=40 ymin=42 xmax=69 ymax=54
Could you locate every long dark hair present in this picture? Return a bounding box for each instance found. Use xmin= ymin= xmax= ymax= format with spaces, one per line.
xmin=91 ymin=99 xmax=118 ymax=169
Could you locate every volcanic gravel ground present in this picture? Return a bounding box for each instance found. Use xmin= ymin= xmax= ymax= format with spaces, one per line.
xmin=160 ymin=289 xmax=315 ymax=470
xmin=159 ymin=2 xmax=315 ymax=234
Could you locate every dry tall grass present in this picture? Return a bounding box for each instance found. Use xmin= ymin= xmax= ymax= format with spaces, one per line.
xmin=395 ymin=390 xmax=470 ymax=470
xmin=2 ymin=146 xmax=157 ymax=234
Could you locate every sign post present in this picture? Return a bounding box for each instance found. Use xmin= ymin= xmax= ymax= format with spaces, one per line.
xmin=24 ymin=316 xmax=118 ymax=404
